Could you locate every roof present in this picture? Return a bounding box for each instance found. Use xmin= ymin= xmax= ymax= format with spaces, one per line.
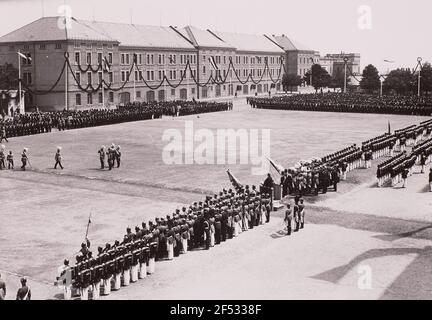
xmin=272 ymin=34 xmax=313 ymax=52
xmin=80 ymin=20 xmax=195 ymax=49
xmin=0 ymin=17 xmax=196 ymax=49
xmin=175 ymin=26 xmax=235 ymax=50
xmin=0 ymin=17 xmax=115 ymax=43
xmin=212 ymin=31 xmax=284 ymax=54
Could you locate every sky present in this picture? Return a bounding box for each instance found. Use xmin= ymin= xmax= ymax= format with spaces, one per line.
xmin=0 ymin=0 xmax=431 ymax=74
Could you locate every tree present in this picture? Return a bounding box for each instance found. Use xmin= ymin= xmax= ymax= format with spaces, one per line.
xmin=420 ymin=62 xmax=432 ymax=95
xmin=304 ymin=64 xmax=331 ymax=92
xmin=383 ymin=68 xmax=415 ymax=95
xmin=0 ymin=63 xmax=19 ymax=89
xmin=360 ymin=64 xmax=380 ymax=93
xmin=329 ymin=70 xmax=351 ymax=91
xmin=282 ymin=73 xmax=302 ymax=92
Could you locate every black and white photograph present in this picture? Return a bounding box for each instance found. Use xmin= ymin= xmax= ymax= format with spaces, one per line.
xmin=0 ymin=0 xmax=432 ymax=306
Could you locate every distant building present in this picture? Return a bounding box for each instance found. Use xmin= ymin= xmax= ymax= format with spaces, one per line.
xmin=320 ymin=52 xmax=361 ymax=77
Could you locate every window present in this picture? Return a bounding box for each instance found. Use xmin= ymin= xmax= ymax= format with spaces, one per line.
xmin=126 ymin=54 xmax=130 ymax=65
xmin=191 ymin=88 xmax=195 ymax=94
xmin=108 ymin=72 xmax=113 ymax=83
xmin=147 ymin=54 xmax=150 ymax=65
xmin=121 ymin=71 xmax=126 ymax=82
xmin=87 ymin=72 xmax=92 ymax=85
xmin=138 ymin=54 xmax=142 ymax=65
xmin=87 ymin=93 xmax=93 ymax=105
xmin=75 ymin=52 xmax=81 ymax=65
xmin=75 ymin=72 xmax=81 ymax=84
xmin=76 ymin=94 xmax=81 ymax=106
xmin=97 ymin=52 xmax=102 ymax=64
xmin=136 ymin=91 xmax=141 ymax=98
xmin=55 ymin=43 xmax=62 ymax=49
xmin=203 ymin=66 xmax=206 ymax=74
xmin=74 ymin=43 xmax=81 ymax=48
xmin=98 ymin=72 xmax=103 ymax=83
xmin=126 ymin=71 xmax=130 ymax=80
xmin=86 ymin=52 xmax=92 ymax=65
xmin=40 ymin=44 xmax=46 ymax=50
xmin=23 ymin=72 xmax=32 ymax=85
xmin=171 ymin=89 xmax=175 ymax=96
xmin=159 ymin=54 xmax=162 ymax=64
xmin=158 ymin=70 xmax=162 ymax=80
xmin=147 ymin=71 xmax=150 ymax=81
xmin=121 ymin=54 xmax=125 ymax=65
xmin=98 ymin=92 xmax=103 ymax=104
xmin=173 ymin=71 xmax=176 ymax=80
xmin=109 ymin=92 xmax=114 ymax=103
xmin=26 ymin=53 xmax=32 ymax=65
xmin=151 ymin=54 xmax=154 ymax=65
xmin=139 ymin=71 xmax=142 ymax=80
xmin=151 ymin=71 xmax=154 ymax=81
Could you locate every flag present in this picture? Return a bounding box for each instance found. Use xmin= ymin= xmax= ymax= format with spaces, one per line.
xmin=209 ymin=56 xmax=218 ymax=70
xmin=266 ymin=157 xmax=285 ymax=175
xmin=226 ymin=169 xmax=243 ymax=191
xmin=383 ymin=59 xmax=394 ymax=63
xmin=18 ymin=52 xmax=31 ymax=62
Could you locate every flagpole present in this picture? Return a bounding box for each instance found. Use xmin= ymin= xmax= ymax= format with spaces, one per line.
xmin=65 ymin=54 xmax=68 ymax=110
xmin=102 ymin=59 xmax=105 ymax=108
xmin=17 ymin=50 xmax=22 ymax=113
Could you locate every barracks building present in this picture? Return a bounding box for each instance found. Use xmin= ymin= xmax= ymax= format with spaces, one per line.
xmin=0 ymin=16 xmax=360 ymax=112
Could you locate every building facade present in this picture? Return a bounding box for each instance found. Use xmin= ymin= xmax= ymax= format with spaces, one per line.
xmin=0 ymin=17 xmax=287 ymax=111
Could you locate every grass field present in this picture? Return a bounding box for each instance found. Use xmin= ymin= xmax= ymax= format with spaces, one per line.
xmin=1 ymin=99 xmax=431 ymax=300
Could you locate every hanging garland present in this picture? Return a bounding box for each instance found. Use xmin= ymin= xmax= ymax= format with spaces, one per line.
xmin=20 ymin=59 xmax=67 ymax=95
xmin=24 ymin=52 xmax=287 ymax=96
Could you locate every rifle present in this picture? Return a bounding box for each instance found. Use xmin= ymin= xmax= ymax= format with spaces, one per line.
xmin=84 ymin=212 xmax=92 ymax=245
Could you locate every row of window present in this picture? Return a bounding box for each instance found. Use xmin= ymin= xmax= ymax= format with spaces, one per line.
xmin=75 ymin=92 xmax=114 ymax=106
xmin=75 ymin=52 xmax=113 ymax=65
xmin=299 ymin=57 xmax=319 ymax=65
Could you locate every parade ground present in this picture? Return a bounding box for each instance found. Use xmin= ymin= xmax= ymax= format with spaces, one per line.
xmin=1 ymin=99 xmax=432 ymax=300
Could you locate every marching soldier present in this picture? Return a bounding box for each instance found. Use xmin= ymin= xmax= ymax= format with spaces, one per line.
xmin=54 ymin=146 xmax=64 ymax=169
xmin=115 ymin=145 xmax=122 ymax=168
xmin=293 ymin=200 xmax=300 ymax=232
xmin=98 ymin=146 xmax=106 ymax=169
xmin=0 ymin=124 xmax=7 ymax=143
xmin=7 ymin=150 xmax=13 ymax=170
xmin=21 ymin=148 xmax=29 ymax=171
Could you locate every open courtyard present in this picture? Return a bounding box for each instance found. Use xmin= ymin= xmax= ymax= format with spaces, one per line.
xmin=1 ymin=99 xmax=431 ymax=300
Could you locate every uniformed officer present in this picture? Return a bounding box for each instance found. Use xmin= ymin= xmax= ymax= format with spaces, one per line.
xmin=21 ymin=148 xmax=29 ymax=171
xmin=7 ymin=150 xmax=14 ymax=170
xmin=57 ymin=259 xmax=72 ymax=300
xmin=98 ymin=146 xmax=106 ymax=169
xmin=115 ymin=145 xmax=121 ymax=168
xmin=299 ymin=198 xmax=305 ymax=229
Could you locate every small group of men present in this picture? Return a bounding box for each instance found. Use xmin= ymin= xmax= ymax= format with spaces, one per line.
xmin=0 ymin=146 xmax=66 ymax=171
xmin=98 ymin=144 xmax=121 ymax=170
xmin=284 ymin=196 xmax=306 ymax=235
xmin=0 ymin=273 xmax=31 ymax=300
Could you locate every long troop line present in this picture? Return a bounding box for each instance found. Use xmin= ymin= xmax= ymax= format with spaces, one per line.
xmin=270 ymin=118 xmax=432 ymax=197
xmin=0 ymin=100 xmax=231 ymax=139
xmin=376 ymin=119 xmax=432 ymax=188
xmin=247 ymin=93 xmax=432 ymax=116
xmin=55 ymin=186 xmax=276 ymax=300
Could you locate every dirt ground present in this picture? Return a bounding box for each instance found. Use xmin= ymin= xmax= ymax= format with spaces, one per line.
xmin=1 ymin=99 xmax=431 ymax=300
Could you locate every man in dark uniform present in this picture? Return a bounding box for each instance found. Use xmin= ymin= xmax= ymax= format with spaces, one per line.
xmin=115 ymin=145 xmax=122 ymax=168
xmin=7 ymin=150 xmax=14 ymax=170
xmin=98 ymin=146 xmax=106 ymax=169
xmin=21 ymin=148 xmax=29 ymax=171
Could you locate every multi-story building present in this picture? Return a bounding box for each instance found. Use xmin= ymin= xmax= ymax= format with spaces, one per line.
xmin=272 ymin=34 xmax=319 ymax=79
xmin=0 ymin=17 xmax=286 ymax=111
xmin=320 ymin=52 xmax=361 ymax=77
